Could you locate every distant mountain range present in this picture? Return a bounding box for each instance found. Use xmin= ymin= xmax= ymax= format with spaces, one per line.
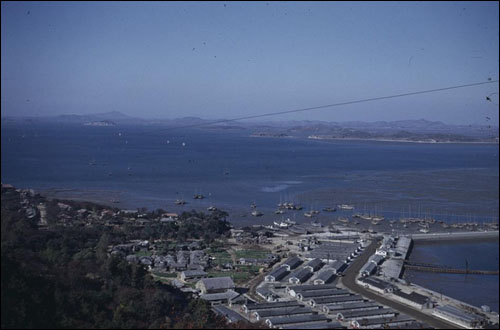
xmin=2 ymin=111 xmax=498 ymax=142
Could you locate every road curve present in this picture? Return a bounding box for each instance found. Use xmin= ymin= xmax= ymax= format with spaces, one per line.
xmin=339 ymin=239 xmax=460 ymax=329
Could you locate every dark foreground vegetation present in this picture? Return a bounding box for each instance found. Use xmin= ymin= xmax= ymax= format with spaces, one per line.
xmin=1 ymin=186 xmax=257 ymax=329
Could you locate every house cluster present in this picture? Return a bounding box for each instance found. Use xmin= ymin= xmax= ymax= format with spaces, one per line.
xmin=114 ymin=240 xmax=209 ymax=272
xmin=231 ymin=228 xmax=273 ymax=245
xmin=238 ymin=253 xmax=278 ymax=268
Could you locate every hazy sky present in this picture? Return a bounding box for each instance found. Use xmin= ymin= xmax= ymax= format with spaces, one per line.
xmin=1 ymin=1 xmax=499 ymax=124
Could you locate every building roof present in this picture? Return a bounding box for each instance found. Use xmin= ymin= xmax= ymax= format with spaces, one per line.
xmin=267 ymin=266 xmax=289 ymax=280
xmin=181 ymin=270 xmax=207 ymax=277
xmin=289 ymin=268 xmax=312 ymax=282
xmin=255 ymin=306 xmax=314 ymax=318
xmin=305 ymin=258 xmax=324 ymax=270
xmin=281 ymin=321 xmax=344 ymax=329
xmin=309 ymin=294 xmax=364 ymax=306
xmin=360 ymin=262 xmax=377 ymax=274
xmin=266 ymin=314 xmax=330 ymax=326
xmin=433 ymin=305 xmax=480 ymax=323
xmin=288 ymin=284 xmax=338 ymax=293
xmin=299 ymin=289 xmax=350 ymax=299
xmin=330 ymin=260 xmax=347 ymax=271
xmin=338 ymin=307 xmax=394 ymax=320
xmin=283 ymin=256 xmax=303 ymax=269
xmin=358 ymin=276 xmax=392 ymax=290
xmin=200 ymin=289 xmax=239 ymax=301
xmin=314 ymin=268 xmax=336 ymax=283
xmin=197 ymin=276 xmax=234 ymax=291
xmin=369 ymin=254 xmax=385 ymax=265
xmin=245 ymin=301 xmax=304 ymax=311
xmin=323 ymin=301 xmax=379 ymax=313
xmin=393 ymin=290 xmax=429 ymax=305
xmin=212 ymin=305 xmax=246 ymax=323
xmin=353 ymin=314 xmax=414 ymax=327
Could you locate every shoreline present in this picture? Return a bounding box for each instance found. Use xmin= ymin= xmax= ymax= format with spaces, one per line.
xmin=307 ymin=136 xmax=499 ymax=145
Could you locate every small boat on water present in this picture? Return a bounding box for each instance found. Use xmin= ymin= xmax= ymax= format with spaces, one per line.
xmin=207 ymin=206 xmax=217 ymax=211
xmin=419 ymin=228 xmax=430 ymax=233
xmin=273 ymin=221 xmax=289 ymax=228
xmin=338 ymin=204 xmax=355 ymax=210
xmin=193 ymin=194 xmax=204 ymax=199
xmin=110 ymin=199 xmax=120 ymax=204
xmin=251 ymin=210 xmax=263 ymax=217
xmin=275 ymin=209 xmax=284 ymax=214
xmin=338 ymin=217 xmax=349 ymax=223
xmin=175 ymin=199 xmax=186 ymax=205
xmin=304 ymin=211 xmax=314 ymax=218
xmin=323 ymin=207 xmax=337 ymax=212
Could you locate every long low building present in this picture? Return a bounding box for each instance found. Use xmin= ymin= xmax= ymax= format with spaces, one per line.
xmin=432 ymin=305 xmax=483 ymax=328
xmin=392 ymin=290 xmax=431 ymax=310
xmin=357 ymin=276 xmax=395 ymax=294
xmin=281 ymin=321 xmax=344 ymax=329
xmin=289 ymin=267 xmax=312 ymax=284
xmin=254 ymin=306 xmax=315 ymax=320
xmin=313 ymin=268 xmax=336 ymax=285
xmin=287 ymin=284 xmax=338 ymax=296
xmin=350 ymin=314 xmax=415 ymax=329
xmin=359 ymin=262 xmax=377 ymax=277
xmin=297 ymin=289 xmax=350 ymax=301
xmin=266 ymin=266 xmax=290 ymax=282
xmin=283 ymin=256 xmax=303 ymax=271
xmin=242 ymin=301 xmax=304 ymax=314
xmin=322 ymin=301 xmax=380 ymax=315
xmin=304 ymin=258 xmax=324 ymax=272
xmin=212 ymin=305 xmax=247 ymax=323
xmin=200 ymin=289 xmax=240 ymax=305
xmin=336 ymin=307 xmax=395 ymax=321
xmin=265 ymin=314 xmax=331 ymax=328
xmin=308 ymin=294 xmax=364 ymax=307
xmin=329 ymin=260 xmax=347 ymax=274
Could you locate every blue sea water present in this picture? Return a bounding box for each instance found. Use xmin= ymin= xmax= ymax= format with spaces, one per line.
xmin=1 ymin=121 xmax=499 ymax=311
xmin=1 ymin=122 xmax=498 ymax=220
xmin=407 ymin=241 xmax=499 ymax=312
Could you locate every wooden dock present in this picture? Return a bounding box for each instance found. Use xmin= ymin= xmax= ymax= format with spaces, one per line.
xmin=404 ymin=261 xmax=499 ymax=275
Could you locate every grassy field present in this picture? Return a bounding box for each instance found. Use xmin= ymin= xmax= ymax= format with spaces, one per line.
xmin=207 ymin=270 xmax=252 ymax=282
xmin=134 ymin=250 xmax=153 ymax=257
xmin=234 ymin=249 xmax=270 ymax=259
xmin=206 ymin=248 xmax=232 ymax=266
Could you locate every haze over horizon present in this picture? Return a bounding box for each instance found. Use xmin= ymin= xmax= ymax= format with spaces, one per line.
xmin=2 ymin=1 xmax=499 ymax=125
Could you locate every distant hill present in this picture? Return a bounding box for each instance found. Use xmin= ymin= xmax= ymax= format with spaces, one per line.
xmin=2 ymin=113 xmax=497 ymax=142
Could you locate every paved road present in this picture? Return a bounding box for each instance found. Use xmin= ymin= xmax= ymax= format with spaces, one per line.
xmin=339 ymin=239 xmax=461 ymax=329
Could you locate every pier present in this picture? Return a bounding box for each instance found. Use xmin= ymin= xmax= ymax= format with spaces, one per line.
xmin=411 ymin=230 xmax=499 ymax=242
xmin=404 ymin=261 xmax=499 ymax=275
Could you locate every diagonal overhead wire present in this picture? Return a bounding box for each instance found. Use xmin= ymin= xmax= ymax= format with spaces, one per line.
xmin=142 ymin=80 xmax=498 ymax=135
